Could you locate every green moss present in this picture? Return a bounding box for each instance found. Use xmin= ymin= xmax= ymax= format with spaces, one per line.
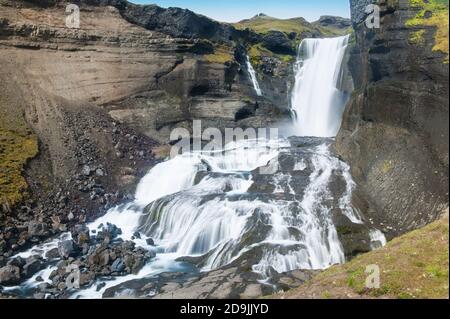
xmin=248 ymin=43 xmax=271 ymax=66
xmin=382 ymin=160 xmax=394 ymax=174
xmin=248 ymin=43 xmax=295 ymax=70
xmin=406 ymin=0 xmax=449 ymax=62
xmin=0 ymin=129 xmax=38 ymax=210
xmin=322 ymin=291 xmax=331 ymax=299
xmin=204 ymin=45 xmax=234 ymax=64
xmin=410 ymin=30 xmax=426 ymax=44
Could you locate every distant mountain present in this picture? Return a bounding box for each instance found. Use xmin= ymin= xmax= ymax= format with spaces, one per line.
xmin=234 ymin=14 xmax=351 ymax=38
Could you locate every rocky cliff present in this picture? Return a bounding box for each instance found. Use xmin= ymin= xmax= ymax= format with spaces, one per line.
xmin=0 ymin=0 xmax=350 ymax=262
xmin=336 ymin=0 xmax=449 ymax=236
xmin=0 ymin=0 xmax=290 ymax=260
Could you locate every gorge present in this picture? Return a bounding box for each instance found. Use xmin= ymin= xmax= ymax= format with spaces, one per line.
xmin=0 ymin=0 xmax=448 ymax=299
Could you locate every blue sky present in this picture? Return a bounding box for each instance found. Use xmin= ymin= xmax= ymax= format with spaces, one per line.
xmin=129 ymin=0 xmax=350 ymax=23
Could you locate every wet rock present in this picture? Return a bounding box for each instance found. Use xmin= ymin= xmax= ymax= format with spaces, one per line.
xmin=124 ymin=254 xmax=144 ymax=275
xmin=57 ymin=281 xmax=66 ymax=291
xmin=0 ymin=265 xmax=21 ymax=285
xmin=23 ymin=257 xmax=44 ymax=278
xmin=88 ymin=247 xmax=110 ymax=267
xmin=58 ymin=240 xmax=76 ymax=259
xmin=106 ymin=223 xmax=122 ymax=239
xmin=79 ymin=271 xmax=95 ymax=287
xmin=71 ymin=224 xmax=90 ymax=246
xmin=82 ymin=165 xmax=92 ymax=176
xmin=0 ymin=240 xmax=6 ymax=253
xmin=132 ymin=232 xmax=141 ymax=239
xmin=45 ymin=248 xmax=60 ymax=260
xmin=145 ymin=238 xmax=155 ymax=246
xmin=111 ymin=258 xmax=125 ymax=273
xmin=28 ymin=222 xmax=49 ymax=237
xmin=7 ymin=256 xmax=26 ymax=268
xmin=96 ymin=282 xmax=106 ymax=291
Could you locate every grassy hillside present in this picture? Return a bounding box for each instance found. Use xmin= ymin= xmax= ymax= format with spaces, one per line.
xmin=234 ymin=14 xmax=351 ymax=37
xmin=272 ymin=213 xmax=449 ymax=299
xmin=0 ymin=71 xmax=38 ymax=212
xmin=235 ymin=16 xmax=314 ymax=35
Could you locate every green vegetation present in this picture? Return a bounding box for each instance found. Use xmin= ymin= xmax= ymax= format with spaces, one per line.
xmin=410 ymin=29 xmax=426 ymax=45
xmin=234 ymin=15 xmax=350 ymax=37
xmin=235 ymin=16 xmax=314 ymax=35
xmin=235 ymin=15 xmax=350 ymax=71
xmin=0 ymin=126 xmax=38 ymax=210
xmin=272 ymin=215 xmax=449 ymax=299
xmin=406 ymin=0 xmax=449 ymax=62
xmin=204 ymin=45 xmax=234 ymax=64
xmin=0 ymin=77 xmax=39 ymax=211
xmin=248 ymin=43 xmax=295 ymax=69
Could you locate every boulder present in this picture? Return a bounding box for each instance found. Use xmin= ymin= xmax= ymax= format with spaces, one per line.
xmin=28 ymin=222 xmax=49 ymax=237
xmin=58 ymin=240 xmax=76 ymax=259
xmin=0 ymin=265 xmax=21 ymax=285
xmin=45 ymin=248 xmax=60 ymax=260
xmin=71 ymin=224 xmax=90 ymax=246
xmin=261 ymin=31 xmax=296 ymax=55
xmin=23 ymin=258 xmax=44 ymax=278
xmin=111 ymin=258 xmax=125 ymax=273
xmin=7 ymin=256 xmax=26 ymax=268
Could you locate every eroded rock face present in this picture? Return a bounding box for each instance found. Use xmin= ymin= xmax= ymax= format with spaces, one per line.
xmin=336 ymin=0 xmax=449 ymax=236
xmin=0 ymin=0 xmax=289 ymax=257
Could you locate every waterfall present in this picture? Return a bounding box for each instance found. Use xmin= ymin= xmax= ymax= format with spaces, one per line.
xmin=246 ymin=55 xmax=263 ymax=96
xmin=5 ymin=36 xmax=386 ymax=299
xmin=291 ymin=35 xmax=350 ymax=137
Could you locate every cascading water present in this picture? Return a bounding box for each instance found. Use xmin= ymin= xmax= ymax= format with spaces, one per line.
xmin=246 ymin=55 xmax=263 ymax=96
xmin=291 ymin=35 xmax=350 ymax=137
xmin=2 ymin=36 xmax=386 ymax=299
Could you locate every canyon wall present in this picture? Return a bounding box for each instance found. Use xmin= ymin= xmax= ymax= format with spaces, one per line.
xmin=337 ymin=0 xmax=449 ymax=236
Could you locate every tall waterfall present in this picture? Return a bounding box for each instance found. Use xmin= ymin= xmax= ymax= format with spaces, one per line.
xmin=6 ymin=36 xmax=385 ymax=299
xmin=291 ymin=35 xmax=350 ymax=137
xmin=246 ymin=55 xmax=263 ymax=96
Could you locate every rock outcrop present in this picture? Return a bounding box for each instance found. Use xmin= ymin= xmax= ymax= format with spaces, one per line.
xmin=336 ymin=0 xmax=449 ymax=236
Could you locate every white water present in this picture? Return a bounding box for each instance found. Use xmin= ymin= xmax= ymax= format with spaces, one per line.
xmin=4 ymin=36 xmax=388 ymax=299
xmin=246 ymin=55 xmax=263 ymax=96
xmin=291 ymin=35 xmax=350 ymax=137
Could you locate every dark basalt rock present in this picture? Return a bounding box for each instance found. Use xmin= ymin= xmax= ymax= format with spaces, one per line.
xmin=336 ymin=0 xmax=449 ymax=236
xmin=261 ymin=31 xmax=297 ymax=56
xmin=22 ymin=257 xmax=45 ymax=278
xmin=315 ymin=15 xmax=352 ymax=29
xmin=0 ymin=265 xmax=21 ymax=285
xmin=349 ymin=0 xmax=376 ymax=26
